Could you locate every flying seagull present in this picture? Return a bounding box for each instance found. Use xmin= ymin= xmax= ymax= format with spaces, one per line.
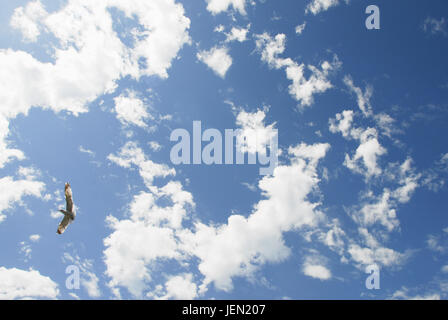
xmin=57 ymin=182 xmax=76 ymax=234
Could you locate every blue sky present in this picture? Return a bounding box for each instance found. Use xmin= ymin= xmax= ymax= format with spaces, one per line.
xmin=0 ymin=0 xmax=448 ymax=300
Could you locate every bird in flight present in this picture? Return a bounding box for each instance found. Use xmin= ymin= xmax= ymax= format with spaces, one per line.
xmin=57 ymin=182 xmax=76 ymax=234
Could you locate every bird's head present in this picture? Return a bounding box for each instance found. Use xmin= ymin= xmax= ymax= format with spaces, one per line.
xmin=65 ymin=182 xmax=70 ymax=189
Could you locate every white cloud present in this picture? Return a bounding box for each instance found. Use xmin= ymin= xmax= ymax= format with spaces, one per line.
xmin=154 ymin=273 xmax=198 ymax=300
xmin=255 ymin=33 xmax=340 ymax=107
xmin=79 ymin=146 xmax=95 ymax=157
xmin=69 ymin=293 xmax=80 ymax=300
xmin=17 ymin=166 xmax=41 ymax=181
xmin=19 ymin=241 xmax=32 ymax=262
xmin=427 ymin=235 xmax=445 ymax=253
xmin=114 ymin=90 xmax=152 ymax=128
xmin=320 ymin=219 xmax=346 ymax=255
xmin=352 ymin=162 xmax=419 ymax=232
xmin=255 ymin=33 xmax=287 ymax=68
xmin=0 ymin=116 xmax=25 ymax=168
xmin=0 ymin=267 xmax=59 ymax=299
xmin=329 ymin=110 xmax=354 ymax=138
xmin=441 ymin=153 xmax=448 ymax=166
xmin=332 ymin=78 xmax=407 ymax=182
xmin=235 ymin=108 xmax=277 ymax=155
xmin=50 ymin=210 xmax=62 ymax=219
xmin=306 ymin=0 xmax=348 ymax=15
xmin=0 ymin=0 xmax=191 ymax=168
xmin=205 ymin=0 xmax=248 ymax=15
xmin=336 ymin=218 xmax=412 ymax=270
xmin=29 ymin=234 xmax=41 ymax=242
xmin=197 ymin=46 xmax=232 ymax=78
xmin=104 ymin=216 xmax=182 ymax=298
xmin=182 ymin=143 xmax=330 ymax=292
xmin=225 ymin=25 xmax=250 ymax=42
xmin=107 ymin=141 xmax=175 ymax=188
xmin=303 ymin=264 xmax=331 ymax=280
xmin=344 ymin=128 xmax=386 ymax=178
xmin=242 ymin=182 xmax=257 ymax=192
xmin=422 ymin=153 xmax=448 ymax=192
xmin=104 ymin=142 xmax=193 ymax=298
xmin=337 ymin=77 xmax=401 ymax=142
xmin=10 ymin=0 xmax=47 ymax=42
xmin=374 ymin=113 xmax=400 ymax=138
xmin=214 ymin=25 xmax=225 ymax=33
xmin=104 ymin=140 xmax=330 ymax=296
xmin=356 ymin=190 xmax=399 ymax=231
xmin=391 ymin=287 xmax=441 ymax=300
xmin=0 ymin=176 xmax=45 ymax=223
xmin=348 ymin=244 xmax=406 ymax=267
xmin=295 ymin=22 xmax=307 ymax=35
xmin=93 ymin=0 xmax=191 ymax=79
xmin=392 ymin=159 xmax=420 ymax=203
xmin=103 ymin=183 xmax=194 ymax=298
xmin=344 ymin=76 xmax=373 ymax=117
xmin=302 ymin=255 xmax=332 ymax=280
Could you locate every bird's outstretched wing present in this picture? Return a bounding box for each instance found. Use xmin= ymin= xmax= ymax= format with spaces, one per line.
xmin=65 ymin=183 xmax=74 ymax=213
xmin=57 ymin=182 xmax=75 ymax=235
xmin=57 ymin=214 xmax=72 ymax=234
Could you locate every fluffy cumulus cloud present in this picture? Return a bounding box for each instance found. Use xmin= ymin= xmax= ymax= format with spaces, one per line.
xmin=205 ymin=0 xmax=248 ymax=15
xmin=348 ymin=244 xmax=407 ymax=267
xmin=10 ymin=0 xmax=48 ymax=42
xmin=320 ymin=220 xmax=346 ymax=255
xmin=255 ymin=33 xmax=340 ymax=107
xmin=235 ymin=108 xmax=277 ymax=155
xmin=329 ymin=110 xmax=354 ymax=138
xmin=302 ymin=255 xmax=332 ymax=280
xmin=356 ymin=191 xmax=400 ymax=231
xmin=0 ymin=267 xmax=59 ymax=299
xmin=103 ymin=138 xmax=330 ymax=296
xmin=114 ymin=90 xmax=152 ymax=128
xmin=104 ymin=142 xmax=193 ymax=298
xmin=151 ymin=273 xmax=198 ymax=300
xmin=306 ymin=0 xmax=348 ymax=15
xmin=343 ymin=127 xmax=386 ymax=178
xmin=0 ymin=176 xmax=45 ymax=223
xmin=182 ymin=142 xmax=330 ymax=292
xmin=303 ymin=264 xmax=331 ymax=280
xmin=0 ymin=0 xmax=191 ymax=168
xmin=197 ymin=46 xmax=233 ymax=78
xmin=225 ymin=25 xmax=251 ymax=43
